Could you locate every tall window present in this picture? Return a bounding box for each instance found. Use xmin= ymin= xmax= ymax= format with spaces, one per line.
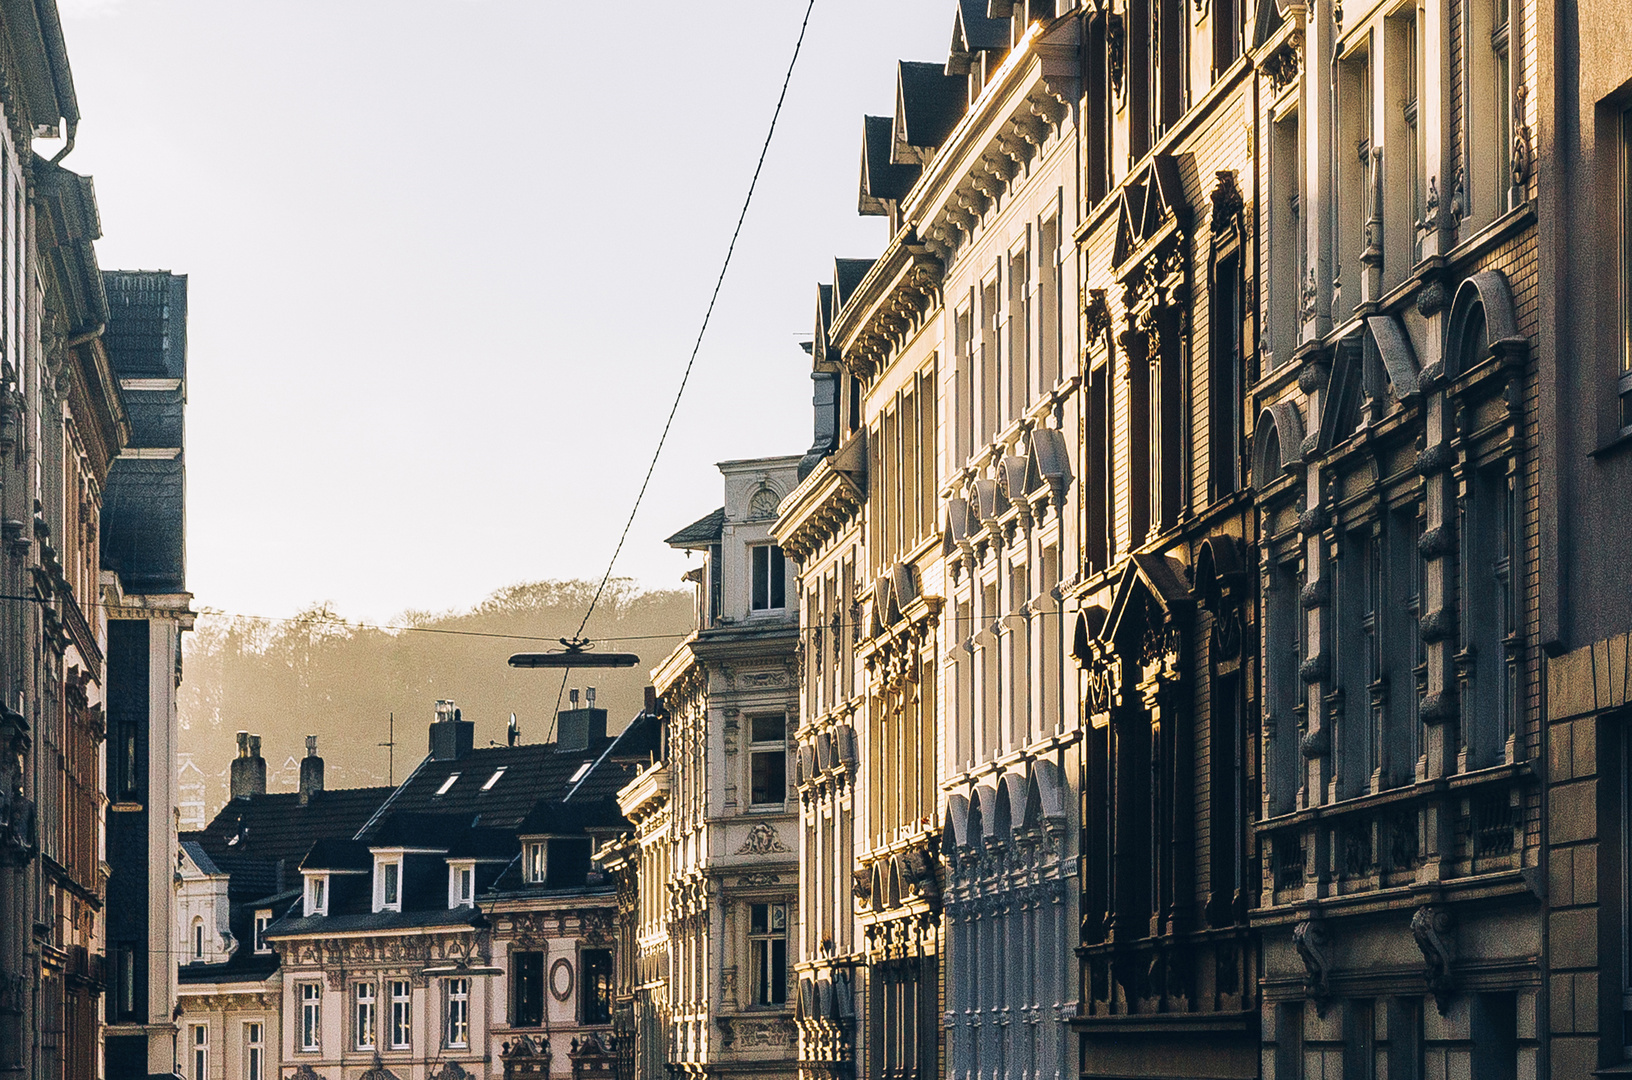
xmin=299 ymin=983 xmax=321 ymax=1052
xmin=253 ymin=911 xmax=271 ymax=954
xmin=526 ymin=841 xmax=547 ymax=884
xmin=1491 ymin=0 xmax=1512 ymax=209
xmin=191 ymin=1025 xmax=207 ymax=1080
xmin=1461 ymin=464 xmax=1515 ymax=768
xmin=1386 ymin=7 xmax=1424 ymax=274
xmin=1038 ymin=216 xmax=1061 ymax=390
xmin=380 ymin=860 xmax=399 ymax=910
xmin=354 ymin=983 xmax=377 ymax=1050
xmin=1382 ymin=506 xmax=1424 ymax=784
xmin=955 ymin=300 xmax=975 ymax=461
xmin=390 ymin=980 xmax=412 ymax=1049
xmin=981 ymin=275 xmax=1001 ymax=442
xmin=244 ymin=1023 xmax=263 ymax=1080
xmin=1265 ymin=560 xmax=1302 ymax=814
xmin=444 ymin=978 xmax=469 ymax=1048
xmin=192 ymin=918 xmax=204 ymax=960
xmin=1210 ymin=249 xmax=1243 ymax=499
xmin=1269 ymin=110 xmax=1302 ymax=364
xmin=512 ymin=951 xmax=544 ymax=1027
xmin=1213 ymin=0 xmax=1241 ymax=74
xmin=306 ymin=875 xmax=326 ymax=917
xmin=1620 ymin=105 xmax=1632 ymax=430
xmin=1336 ymin=42 xmax=1373 ymax=319
xmin=581 ymin=949 xmax=613 ymax=1025
xmin=1338 ymin=528 xmax=1379 ymax=798
xmin=1008 ymin=241 xmax=1031 ymax=421
xmin=750 ymin=903 xmax=789 ymax=1005
xmin=750 ymin=716 xmax=788 ymax=806
xmin=752 ymin=545 xmax=787 ymax=611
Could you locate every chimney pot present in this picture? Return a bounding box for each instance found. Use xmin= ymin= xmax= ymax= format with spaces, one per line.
xmin=429 ymin=699 xmax=475 ymax=761
xmin=305 ymin=735 xmax=317 ymax=757
xmin=230 ymin=731 xmax=266 ymax=800
xmin=298 ymin=738 xmax=324 ymax=806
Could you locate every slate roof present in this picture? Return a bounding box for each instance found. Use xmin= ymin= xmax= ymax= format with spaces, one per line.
xmin=268 ymin=905 xmax=483 ymax=939
xmin=180 ymin=839 xmax=222 ymax=877
xmin=954 ymin=0 xmax=1011 ymax=53
xmin=192 ymin=786 xmax=395 ymax=884
xmin=834 ymin=258 xmax=876 ymax=312
xmin=104 ymin=271 xmax=187 ymax=381
xmin=665 ymin=507 xmax=725 ymax=549
xmin=178 ymin=951 xmax=280 ymax=987
xmin=897 ymin=61 xmax=967 ymax=151
xmin=861 ymin=114 xmax=921 ymax=211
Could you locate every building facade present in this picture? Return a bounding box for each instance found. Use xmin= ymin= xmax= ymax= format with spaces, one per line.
xmin=611 ymin=456 xmax=802 ymax=1078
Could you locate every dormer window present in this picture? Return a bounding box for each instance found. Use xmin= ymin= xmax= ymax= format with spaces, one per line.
xmin=448 ymin=861 xmax=475 ymax=909
xmin=435 ymin=773 xmax=460 ymax=797
xmin=374 ymin=857 xmax=403 ymax=913
xmin=253 ymin=910 xmax=272 ymax=954
xmin=305 ymin=875 xmax=328 ymax=917
xmin=525 ymin=842 xmax=547 ymax=884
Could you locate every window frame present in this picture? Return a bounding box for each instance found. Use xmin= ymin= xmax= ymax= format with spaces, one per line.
xmin=191 ymin=1024 xmax=207 ymax=1080
xmin=1619 ymin=104 xmax=1632 ymax=430
xmin=298 ymin=982 xmax=322 ymax=1053
xmin=244 ymin=1022 xmax=263 ymax=1080
xmin=749 ymin=902 xmax=789 ymax=1006
xmin=751 ymin=543 xmax=788 ymax=612
xmin=511 ymin=950 xmax=545 ymax=1028
xmin=390 ymin=980 xmax=413 ymax=1050
xmin=304 ymin=874 xmax=327 ymax=918
xmin=580 ymin=947 xmax=613 ymax=1025
xmin=253 ymin=910 xmax=272 ymax=955
xmin=354 ymin=981 xmax=377 ymax=1051
xmin=525 ymin=841 xmax=547 ymax=884
xmin=444 ymin=977 xmax=470 ymax=1049
xmin=748 ymin=715 xmax=789 ymax=808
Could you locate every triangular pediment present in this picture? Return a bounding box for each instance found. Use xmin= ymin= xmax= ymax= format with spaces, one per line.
xmin=1114 ymin=156 xmax=1189 ymax=273
xmin=1103 ymin=553 xmax=1194 ymax=651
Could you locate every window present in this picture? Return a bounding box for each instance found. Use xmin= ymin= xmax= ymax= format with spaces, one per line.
xmin=1336 ymin=41 xmax=1373 ymax=321
xmin=191 ymin=1025 xmax=207 ymax=1080
xmin=114 ymin=718 xmax=138 ymax=803
xmin=955 ymin=298 xmax=974 ymax=462
xmin=482 ymin=767 xmax=506 ymax=790
xmin=192 ymin=917 xmax=205 ymax=960
xmin=390 ymin=980 xmax=412 ymax=1049
xmin=1265 ymin=560 xmax=1302 ymax=814
xmin=1038 ymin=216 xmax=1061 ymax=391
xmin=749 ymin=716 xmax=787 ymax=806
xmin=981 ymin=275 xmax=1001 ymax=443
xmin=569 ymin=760 xmax=593 ymax=784
xmin=1214 ymin=0 xmax=1241 ymax=73
xmin=581 ymin=948 xmax=613 ymax=1025
xmin=1007 ymin=240 xmax=1030 ymax=421
xmin=751 ymin=545 xmax=787 ymax=611
xmin=525 ymin=842 xmax=547 ymax=884
xmin=299 ymin=983 xmax=321 ymax=1052
xmin=1620 ymin=106 xmax=1632 ymax=429
xmin=253 ymin=911 xmax=271 ymax=954
xmin=1461 ymin=463 xmax=1515 ymax=768
xmin=381 ymin=860 xmax=399 ymax=910
xmin=354 ymin=982 xmax=376 ymax=1050
xmin=444 ymin=978 xmax=469 ymax=1048
xmin=750 ymin=903 xmax=788 ymax=1005
xmin=244 ymin=1023 xmax=263 ymax=1080
xmin=305 ymin=875 xmax=326 ymax=917
xmin=449 ymin=862 xmax=475 ymax=908
xmin=512 ymin=950 xmax=544 ymax=1027
xmin=434 ymin=773 xmax=460 ymax=796
xmin=1337 ymin=527 xmax=1379 ymax=798
xmin=1385 ymin=6 xmax=1425 ymax=275
xmin=1209 ymin=249 xmax=1243 ymax=500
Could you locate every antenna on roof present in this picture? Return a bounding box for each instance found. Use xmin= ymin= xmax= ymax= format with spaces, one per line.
xmin=378 ymin=712 xmax=396 ymax=786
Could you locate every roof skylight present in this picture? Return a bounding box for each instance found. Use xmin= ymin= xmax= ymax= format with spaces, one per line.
xmin=434 ymin=773 xmax=460 ymax=796
xmin=569 ymin=761 xmax=593 ymax=783
xmin=482 ymin=768 xmax=506 ymax=791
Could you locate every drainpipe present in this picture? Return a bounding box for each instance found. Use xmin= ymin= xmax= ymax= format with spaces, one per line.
xmin=47 ymin=121 xmax=76 ymax=166
xmin=63 ymin=323 xmax=102 ymax=350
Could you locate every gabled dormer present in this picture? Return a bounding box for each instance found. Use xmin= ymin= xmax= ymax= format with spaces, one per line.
xmin=176 ymin=840 xmax=235 ymax=964
xmin=893 ymin=61 xmax=965 ymax=166
xmin=947 ymin=0 xmax=1012 ymax=102
xmin=860 ymin=115 xmax=922 ymax=235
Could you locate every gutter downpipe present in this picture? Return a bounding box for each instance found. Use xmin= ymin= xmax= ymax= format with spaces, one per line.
xmin=63 ymin=321 xmax=102 ymax=350
xmin=47 ymin=119 xmax=75 ymax=165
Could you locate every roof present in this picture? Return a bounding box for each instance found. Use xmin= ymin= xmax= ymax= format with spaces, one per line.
xmin=193 ymin=785 xmax=395 ymax=878
xmin=355 ymin=739 xmax=639 ymax=843
xmin=299 ymin=837 xmax=372 ymax=872
xmin=665 ymin=507 xmax=725 ymax=549
xmin=860 ymin=115 xmax=921 ymax=214
xmin=953 ymin=0 xmax=1010 ymax=55
xmin=178 ymin=951 xmax=280 ymax=986
xmin=519 ymin=797 xmax=625 ymax=837
xmin=179 ymin=839 xmax=223 ymax=877
xmin=104 ymin=272 xmax=188 ymax=381
xmin=834 ymin=258 xmax=876 ymax=313
xmin=896 ymin=61 xmax=966 ymax=151
xmin=267 ymin=904 xmax=484 ymax=939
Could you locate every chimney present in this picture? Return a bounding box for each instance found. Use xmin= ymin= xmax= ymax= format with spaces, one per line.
xmin=230 ymin=731 xmax=266 ymax=800
xmin=299 ymin=735 xmax=324 ymax=806
xmin=556 ymin=688 xmax=608 ymax=754
xmin=429 ymin=699 xmax=475 ymax=761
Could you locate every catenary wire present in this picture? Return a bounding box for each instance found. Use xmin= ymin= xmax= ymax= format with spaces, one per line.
xmin=545 ymin=0 xmax=821 ymax=741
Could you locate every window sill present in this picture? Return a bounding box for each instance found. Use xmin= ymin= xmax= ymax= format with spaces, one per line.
xmin=1590 ymin=426 xmax=1632 ymax=460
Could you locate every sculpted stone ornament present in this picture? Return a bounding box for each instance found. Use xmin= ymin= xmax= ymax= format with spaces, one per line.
xmin=738 ymin=822 xmax=791 ymax=855
xmin=292 ymin=1066 xmax=326 ymax=1080
xmin=1292 ymin=918 xmax=1331 ymax=1012
xmin=1411 ymin=904 xmax=1456 ymax=1014
xmin=1082 ymin=287 xmax=1111 ymax=342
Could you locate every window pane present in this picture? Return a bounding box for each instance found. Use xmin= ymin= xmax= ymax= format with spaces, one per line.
xmin=752 ymin=546 xmax=769 ymax=609
xmin=751 ymin=750 xmax=786 ymax=805
xmin=751 ymin=715 xmax=785 ymax=743
xmin=770 ymin=546 xmax=786 ymax=608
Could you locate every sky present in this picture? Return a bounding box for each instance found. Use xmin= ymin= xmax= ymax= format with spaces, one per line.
xmin=53 ymin=0 xmax=953 ymax=624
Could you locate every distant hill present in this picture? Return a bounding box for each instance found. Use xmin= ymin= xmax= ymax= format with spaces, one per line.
xmin=176 ymin=579 xmax=693 ymax=825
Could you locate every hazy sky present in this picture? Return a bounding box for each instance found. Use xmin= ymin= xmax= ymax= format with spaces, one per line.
xmin=55 ymin=0 xmax=951 ymax=624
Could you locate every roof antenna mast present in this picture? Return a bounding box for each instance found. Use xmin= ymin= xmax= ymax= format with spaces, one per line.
xmin=378 ymin=712 xmax=396 ymax=786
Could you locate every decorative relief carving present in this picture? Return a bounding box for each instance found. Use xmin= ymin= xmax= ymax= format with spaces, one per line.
xmin=737 ymin=823 xmax=790 ymax=855
xmin=1410 ymin=905 xmax=1456 ymax=1014
xmin=1262 ymin=29 xmax=1304 ymax=94
xmin=1292 ymin=918 xmax=1330 ymax=1012
xmin=1082 ymin=287 xmax=1111 ymax=342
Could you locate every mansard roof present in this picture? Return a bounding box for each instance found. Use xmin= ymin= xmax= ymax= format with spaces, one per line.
xmin=860 ymin=114 xmax=921 ymax=215
xmin=895 ymin=61 xmax=965 ymax=159
xmin=665 ymin=506 xmax=725 ymax=548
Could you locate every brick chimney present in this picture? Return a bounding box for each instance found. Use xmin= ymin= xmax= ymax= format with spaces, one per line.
xmin=230 ymin=731 xmax=266 ymax=800
xmin=299 ymin=735 xmax=324 ymax=806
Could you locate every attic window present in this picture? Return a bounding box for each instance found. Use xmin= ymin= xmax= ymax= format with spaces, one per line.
xmin=569 ymin=761 xmax=593 ymax=784
xmin=482 ymin=768 xmax=506 ymax=791
xmin=435 ymin=773 xmax=460 ymax=796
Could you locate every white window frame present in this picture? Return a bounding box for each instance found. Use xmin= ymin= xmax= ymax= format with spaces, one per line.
xmin=750 ymin=544 xmax=787 ymax=612
xmin=244 ymin=1022 xmax=263 ymax=1080
xmin=253 ymin=910 xmax=272 ymax=954
xmin=444 ymin=978 xmax=470 ymax=1049
xmin=191 ymin=1024 xmax=207 ymax=1080
xmin=374 ymin=856 xmax=402 ymax=913
xmin=749 ymin=902 xmax=789 ymax=1006
xmin=390 ymin=980 xmax=413 ymax=1050
xmin=354 ymin=981 xmax=377 ymax=1051
xmin=448 ymin=861 xmax=476 ymax=909
xmin=304 ymin=874 xmax=327 ymax=918
xmin=525 ymin=841 xmax=547 ymax=884
xmin=299 ymin=982 xmax=322 ymax=1052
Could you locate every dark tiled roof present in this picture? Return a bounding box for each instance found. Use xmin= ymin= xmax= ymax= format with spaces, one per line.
xmin=178 ymin=951 xmax=280 ymax=986
xmin=180 ymin=839 xmax=222 ymax=876
xmin=861 ymin=115 xmax=921 ymax=211
xmin=833 ymin=259 xmax=875 ymax=312
xmin=267 ymin=905 xmax=484 ymax=939
xmin=664 ymin=507 xmax=725 ymax=549
xmin=300 ymin=837 xmax=372 ymax=872
xmin=897 ymin=61 xmax=965 ymax=150
xmin=518 ymin=797 xmax=625 ymax=837
xmin=194 ymin=786 xmax=395 ymax=870
xmin=104 ymin=271 xmax=187 ymax=380
xmin=955 ymin=0 xmax=1010 ymax=52
xmin=102 ymin=457 xmax=185 ymax=593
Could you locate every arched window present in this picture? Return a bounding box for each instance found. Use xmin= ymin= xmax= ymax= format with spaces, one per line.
xmin=191 ymin=917 xmax=205 ymax=961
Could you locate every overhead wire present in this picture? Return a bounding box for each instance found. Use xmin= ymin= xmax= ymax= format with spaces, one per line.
xmin=544 ymin=0 xmax=822 ymax=741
